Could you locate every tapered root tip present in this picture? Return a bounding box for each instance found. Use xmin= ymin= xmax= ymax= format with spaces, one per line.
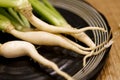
xmin=102 ymin=28 xmax=107 ymax=32
xmin=93 ymin=27 xmax=107 ymax=32
xmin=104 ymin=40 xmax=114 ymax=48
xmin=79 ymin=27 xmax=107 ymax=33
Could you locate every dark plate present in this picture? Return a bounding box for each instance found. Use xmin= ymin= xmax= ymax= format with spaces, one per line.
xmin=0 ymin=0 xmax=111 ymax=80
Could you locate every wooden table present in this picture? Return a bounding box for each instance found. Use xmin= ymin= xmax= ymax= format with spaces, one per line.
xmin=86 ymin=0 xmax=120 ymax=80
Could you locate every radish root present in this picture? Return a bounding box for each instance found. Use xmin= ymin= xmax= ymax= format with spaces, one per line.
xmin=0 ymin=40 xmax=74 ymax=80
xmin=83 ymin=31 xmax=113 ymax=66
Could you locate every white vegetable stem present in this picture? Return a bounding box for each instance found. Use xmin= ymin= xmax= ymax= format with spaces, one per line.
xmin=0 ymin=41 xmax=74 ymax=80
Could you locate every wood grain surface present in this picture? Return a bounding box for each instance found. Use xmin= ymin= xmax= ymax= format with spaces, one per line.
xmin=86 ymin=0 xmax=120 ymax=80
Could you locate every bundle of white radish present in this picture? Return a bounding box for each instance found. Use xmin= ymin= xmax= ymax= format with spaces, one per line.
xmin=7 ymin=25 xmax=113 ymax=66
xmin=0 ymin=40 xmax=74 ymax=80
xmin=0 ymin=14 xmax=92 ymax=55
xmin=0 ymin=14 xmax=112 ymax=66
xmin=1 ymin=13 xmax=109 ymax=54
xmin=0 ymin=0 xmax=109 ymax=56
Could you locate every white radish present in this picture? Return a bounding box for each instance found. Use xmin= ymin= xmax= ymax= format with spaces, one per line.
xmin=0 ymin=40 xmax=74 ymax=80
xmin=17 ymin=2 xmax=106 ymax=34
xmin=6 ymin=26 xmax=90 ymax=55
xmin=24 ymin=13 xmax=106 ymax=34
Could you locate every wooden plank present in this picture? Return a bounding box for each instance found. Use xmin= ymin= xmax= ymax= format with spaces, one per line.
xmin=86 ymin=0 xmax=120 ymax=80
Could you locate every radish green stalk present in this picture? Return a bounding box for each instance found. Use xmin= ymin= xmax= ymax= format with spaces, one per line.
xmin=41 ymin=0 xmax=58 ymax=13
xmin=39 ymin=0 xmax=69 ymax=25
xmin=7 ymin=8 xmax=25 ymax=26
xmin=0 ymin=7 xmax=24 ymax=31
xmin=30 ymin=0 xmax=61 ymax=25
xmin=0 ymin=41 xmax=74 ymax=80
xmin=29 ymin=0 xmax=67 ymax=26
xmin=0 ymin=0 xmax=20 ymax=7
xmin=18 ymin=12 xmax=31 ymax=28
xmin=0 ymin=7 xmax=31 ymax=31
xmin=7 ymin=8 xmax=30 ymax=28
